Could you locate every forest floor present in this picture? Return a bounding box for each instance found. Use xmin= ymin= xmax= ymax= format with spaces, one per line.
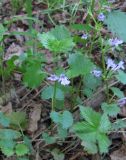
xmin=1 ymin=0 xmax=126 ymax=160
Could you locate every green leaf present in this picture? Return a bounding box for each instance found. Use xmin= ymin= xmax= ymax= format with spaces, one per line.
xmin=1 ymin=147 xmax=14 ymax=157
xmin=50 ymin=111 xmax=62 ymax=124
xmin=8 ymin=111 xmax=27 ymax=128
xmin=51 ymin=148 xmax=64 ymax=160
xmin=112 ymin=119 xmax=126 ymax=131
xmin=0 ymin=112 xmax=10 ymax=127
xmin=23 ymin=63 xmax=45 ymax=88
xmin=72 ymin=106 xmax=111 ymax=154
xmin=80 ymin=106 xmax=101 ymax=126
xmin=0 ymin=139 xmax=15 ymax=149
xmin=50 ymin=111 xmax=73 ymax=129
xmin=50 ymin=25 xmax=71 ymax=40
xmin=83 ymin=74 xmax=102 ymax=97
xmin=55 ymin=100 xmax=64 ymax=110
xmin=62 ymin=111 xmax=73 ymax=129
xmin=99 ymin=114 xmax=111 ymax=133
xmin=3 ymin=56 xmax=17 ymax=78
xmin=23 ymin=136 xmax=33 ymax=153
xmin=48 ymin=38 xmax=74 ymax=53
xmin=0 ymin=129 xmax=21 ymax=140
xmin=105 ymin=10 xmax=126 ymax=42
xmin=38 ymin=32 xmax=55 ymax=48
xmin=42 ymin=133 xmax=56 ymax=144
xmin=41 ymin=85 xmax=64 ymax=100
xmin=57 ymin=125 xmax=67 ymax=139
xmin=38 ymin=25 xmax=75 ymax=53
xmin=0 ymin=139 xmax=15 ymax=156
xmin=81 ymin=141 xmax=98 ymax=154
xmin=15 ymin=143 xmax=29 ymax=156
xmin=97 ymin=133 xmax=111 ymax=154
xmin=83 ymin=88 xmax=93 ymax=97
xmin=111 ymin=87 xmax=124 ymax=98
xmin=84 ymin=73 xmax=102 ymax=88
xmin=73 ymin=121 xmax=97 ymax=142
xmin=115 ymin=70 xmax=126 ymax=84
xmin=67 ymin=52 xmax=94 ymax=78
xmin=101 ymin=103 xmax=120 ymax=116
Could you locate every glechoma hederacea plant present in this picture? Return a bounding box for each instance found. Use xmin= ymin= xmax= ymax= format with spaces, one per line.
xmin=1 ymin=0 xmax=126 ymax=159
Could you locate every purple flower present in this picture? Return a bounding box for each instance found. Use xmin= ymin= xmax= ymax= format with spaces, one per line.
xmin=106 ymin=58 xmax=125 ymax=71
xmin=47 ymin=74 xmax=59 ymax=81
xmin=81 ymin=33 xmax=88 ymax=40
xmin=114 ymin=61 xmax=125 ymax=71
xmin=117 ymin=97 xmax=126 ymax=107
xmin=98 ymin=13 xmax=105 ymax=22
xmin=106 ymin=58 xmax=117 ymax=70
xmin=47 ymin=73 xmax=70 ymax=86
xmin=91 ymin=69 xmax=102 ymax=77
xmin=58 ymin=74 xmax=70 ymax=86
xmin=109 ymin=38 xmax=123 ymax=47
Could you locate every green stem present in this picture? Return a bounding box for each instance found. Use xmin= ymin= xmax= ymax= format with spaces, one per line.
xmin=71 ymin=78 xmax=80 ymax=108
xmin=52 ymin=82 xmax=57 ymax=111
xmin=105 ymin=79 xmax=109 ymax=102
xmin=72 ymin=76 xmax=82 ymax=106
xmin=63 ymin=0 xmax=66 ymax=12
xmin=0 ymin=42 xmax=5 ymax=94
xmin=77 ymin=76 xmax=82 ymax=97
xmin=25 ymin=0 xmax=33 ymax=32
xmin=109 ymin=95 xmax=115 ymax=103
xmin=91 ymin=0 xmax=95 ymax=14
xmin=100 ymin=34 xmax=109 ymax=101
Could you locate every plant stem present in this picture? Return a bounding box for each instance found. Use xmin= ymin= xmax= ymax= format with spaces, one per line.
xmin=91 ymin=0 xmax=95 ymax=14
xmin=52 ymin=82 xmax=57 ymax=111
xmin=77 ymin=76 xmax=82 ymax=97
xmin=100 ymin=35 xmax=109 ymax=101
xmin=25 ymin=0 xmax=33 ymax=32
xmin=105 ymin=79 xmax=109 ymax=102
xmin=0 ymin=42 xmax=5 ymax=94
xmin=63 ymin=0 xmax=66 ymax=12
xmin=72 ymin=76 xmax=82 ymax=106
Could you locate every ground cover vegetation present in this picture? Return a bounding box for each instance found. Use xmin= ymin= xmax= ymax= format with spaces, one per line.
xmin=1 ymin=0 xmax=126 ymax=159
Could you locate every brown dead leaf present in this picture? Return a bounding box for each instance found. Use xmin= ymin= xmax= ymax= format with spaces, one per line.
xmin=110 ymin=145 xmax=126 ymax=160
xmin=27 ymin=104 xmax=41 ymax=134
xmin=4 ymin=43 xmax=23 ymax=60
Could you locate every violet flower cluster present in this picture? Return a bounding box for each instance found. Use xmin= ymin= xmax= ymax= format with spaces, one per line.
xmin=81 ymin=33 xmax=88 ymax=40
xmin=106 ymin=58 xmax=125 ymax=71
xmin=109 ymin=38 xmax=123 ymax=47
xmin=47 ymin=74 xmax=70 ymax=86
xmin=91 ymin=69 xmax=102 ymax=78
xmin=117 ymin=97 xmax=126 ymax=107
xmin=97 ymin=13 xmax=105 ymax=22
